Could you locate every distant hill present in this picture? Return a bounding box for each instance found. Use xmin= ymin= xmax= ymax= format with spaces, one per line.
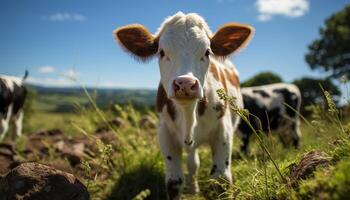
xmin=27 ymin=84 xmax=157 ymax=113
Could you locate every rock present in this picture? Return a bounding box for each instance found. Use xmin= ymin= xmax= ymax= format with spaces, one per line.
xmin=54 ymin=140 xmax=86 ymax=167
xmin=139 ymin=116 xmax=157 ymax=129
xmin=0 ymin=162 xmax=90 ymax=200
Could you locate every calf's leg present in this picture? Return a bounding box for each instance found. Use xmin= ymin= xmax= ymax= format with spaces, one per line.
xmin=210 ymin=122 xmax=233 ymax=184
xmin=158 ymin=123 xmax=184 ymax=200
xmin=186 ymin=148 xmax=200 ymax=194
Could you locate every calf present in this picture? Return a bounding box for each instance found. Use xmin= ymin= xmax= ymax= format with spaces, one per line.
xmin=238 ymin=83 xmax=302 ymax=153
xmin=114 ymin=12 xmax=254 ymax=199
xmin=0 ymin=71 xmax=28 ymax=141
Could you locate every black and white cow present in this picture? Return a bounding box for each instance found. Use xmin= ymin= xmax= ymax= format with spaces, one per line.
xmin=238 ymin=83 xmax=302 ymax=153
xmin=0 ymin=71 xmax=28 ymax=141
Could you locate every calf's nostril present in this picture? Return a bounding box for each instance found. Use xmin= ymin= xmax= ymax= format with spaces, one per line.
xmin=190 ymin=81 xmax=199 ymax=90
xmin=173 ymin=80 xmax=180 ymax=91
xmin=174 ymin=85 xmax=180 ymax=91
xmin=184 ymin=140 xmax=193 ymax=146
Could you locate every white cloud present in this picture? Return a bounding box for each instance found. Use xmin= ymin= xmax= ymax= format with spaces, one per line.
xmin=26 ymin=77 xmax=144 ymax=89
xmin=258 ymin=14 xmax=272 ymax=22
xmin=256 ymin=0 xmax=309 ymax=22
xmin=94 ymin=81 xmax=135 ymax=89
xmin=27 ymin=77 xmax=78 ymax=87
xmin=38 ymin=66 xmax=55 ymax=73
xmin=46 ymin=13 xmax=87 ymax=22
xmin=28 ymin=67 xmax=151 ymax=89
xmin=26 ymin=68 xmax=81 ymax=87
xmin=61 ymin=69 xmax=80 ymax=80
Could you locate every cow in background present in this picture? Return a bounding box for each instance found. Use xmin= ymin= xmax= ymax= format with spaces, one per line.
xmin=0 ymin=70 xmax=28 ymax=141
xmin=114 ymin=12 xmax=254 ymax=199
xmin=238 ymin=83 xmax=302 ymax=153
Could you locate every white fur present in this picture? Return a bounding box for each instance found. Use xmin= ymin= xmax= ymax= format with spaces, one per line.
xmin=116 ymin=12 xmax=250 ymax=199
xmin=156 ymin=13 xmax=244 ymax=199
xmin=157 ymin=12 xmax=212 ymax=100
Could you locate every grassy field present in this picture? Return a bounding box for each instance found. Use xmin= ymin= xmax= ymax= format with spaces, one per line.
xmin=8 ymin=88 xmax=350 ymax=200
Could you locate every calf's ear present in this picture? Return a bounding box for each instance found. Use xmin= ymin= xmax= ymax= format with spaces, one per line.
xmin=114 ymin=24 xmax=158 ymax=61
xmin=211 ymin=23 xmax=254 ymax=57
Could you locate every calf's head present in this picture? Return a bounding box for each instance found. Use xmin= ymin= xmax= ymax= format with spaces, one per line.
xmin=114 ymin=12 xmax=253 ymax=104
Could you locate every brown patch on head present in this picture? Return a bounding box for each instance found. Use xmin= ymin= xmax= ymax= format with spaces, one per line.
xmin=114 ymin=24 xmax=158 ymax=60
xmin=209 ymin=63 xmax=220 ymax=81
xmin=209 ymin=63 xmax=227 ymax=92
xmin=224 ymin=68 xmax=240 ymax=89
xmin=211 ymin=23 xmax=254 ymax=57
xmin=156 ymin=84 xmax=176 ymax=120
xmin=197 ymin=92 xmax=208 ymax=116
xmin=213 ymin=102 xmax=226 ymax=119
xmin=209 ymin=63 xmax=229 ymax=111
xmin=219 ymin=68 xmax=228 ymax=92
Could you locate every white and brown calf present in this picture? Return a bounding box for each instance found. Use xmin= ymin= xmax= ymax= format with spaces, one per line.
xmin=114 ymin=12 xmax=254 ymax=199
xmin=0 ymin=71 xmax=28 ymax=141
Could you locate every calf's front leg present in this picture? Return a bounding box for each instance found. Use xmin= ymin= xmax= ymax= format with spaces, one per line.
xmin=158 ymin=122 xmax=184 ymax=200
xmin=186 ymin=148 xmax=200 ymax=194
xmin=210 ymin=123 xmax=233 ymax=184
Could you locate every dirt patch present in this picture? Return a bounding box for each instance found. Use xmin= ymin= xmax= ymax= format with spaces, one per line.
xmin=0 ymin=128 xmax=119 ymax=177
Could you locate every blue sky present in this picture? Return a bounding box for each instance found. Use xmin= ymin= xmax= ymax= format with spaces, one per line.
xmin=1 ymin=0 xmax=349 ymax=89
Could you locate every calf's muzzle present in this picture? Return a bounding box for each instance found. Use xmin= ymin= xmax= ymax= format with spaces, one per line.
xmin=173 ymin=75 xmax=200 ymax=100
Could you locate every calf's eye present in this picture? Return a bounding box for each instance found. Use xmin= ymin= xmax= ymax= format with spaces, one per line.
xmin=201 ymin=49 xmax=211 ymax=61
xmin=205 ymin=49 xmax=210 ymax=57
xmin=159 ymin=50 xmax=165 ymax=58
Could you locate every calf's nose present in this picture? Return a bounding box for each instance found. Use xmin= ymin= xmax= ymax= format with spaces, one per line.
xmin=173 ymin=75 xmax=199 ymax=99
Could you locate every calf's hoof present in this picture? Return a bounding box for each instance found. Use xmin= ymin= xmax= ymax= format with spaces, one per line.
xmin=184 ymin=177 xmax=199 ymax=194
xmin=167 ymin=178 xmax=183 ymax=200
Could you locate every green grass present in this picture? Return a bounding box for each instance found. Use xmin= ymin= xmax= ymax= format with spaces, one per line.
xmin=24 ymin=112 xmax=77 ymax=134
xmin=13 ymin=87 xmax=350 ymax=200
xmin=19 ymin=108 xmax=350 ymax=200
